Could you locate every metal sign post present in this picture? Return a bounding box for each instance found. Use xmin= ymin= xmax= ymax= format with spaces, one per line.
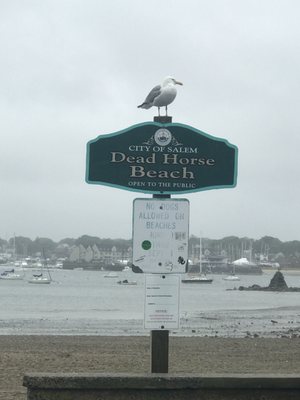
xmin=151 ymin=143 xmax=171 ymax=373
xmin=150 ymin=116 xmax=174 ymax=373
xmin=150 ymin=329 xmax=169 ymax=373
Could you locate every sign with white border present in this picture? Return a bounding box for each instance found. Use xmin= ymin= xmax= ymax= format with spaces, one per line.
xmin=86 ymin=122 xmax=238 ymax=195
xmin=144 ymin=274 xmax=180 ymax=330
xmin=133 ymin=198 xmax=189 ymax=273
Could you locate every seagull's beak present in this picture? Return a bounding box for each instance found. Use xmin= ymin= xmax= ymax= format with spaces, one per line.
xmin=175 ymin=80 xmax=183 ymax=86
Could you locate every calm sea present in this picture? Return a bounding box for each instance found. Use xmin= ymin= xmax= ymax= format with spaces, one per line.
xmin=0 ymin=268 xmax=300 ymax=337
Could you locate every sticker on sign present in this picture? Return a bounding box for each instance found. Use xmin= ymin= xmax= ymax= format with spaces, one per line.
xmin=132 ymin=198 xmax=189 ymax=273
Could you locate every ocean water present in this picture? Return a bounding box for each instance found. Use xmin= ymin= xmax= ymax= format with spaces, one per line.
xmin=0 ymin=268 xmax=300 ymax=337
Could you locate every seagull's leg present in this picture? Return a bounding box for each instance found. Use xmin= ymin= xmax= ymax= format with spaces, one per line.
xmin=158 ymin=107 xmax=160 ymax=116
xmin=165 ymin=106 xmax=168 ymax=116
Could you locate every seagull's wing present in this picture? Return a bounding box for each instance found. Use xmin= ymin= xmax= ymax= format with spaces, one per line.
xmin=138 ymin=84 xmax=162 ymax=109
xmin=144 ymin=85 xmax=162 ymax=104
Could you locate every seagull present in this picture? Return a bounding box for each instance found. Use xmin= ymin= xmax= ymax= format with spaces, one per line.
xmin=137 ymin=76 xmax=183 ymax=116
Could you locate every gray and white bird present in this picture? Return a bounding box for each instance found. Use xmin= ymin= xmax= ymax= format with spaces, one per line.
xmin=138 ymin=76 xmax=183 ymax=116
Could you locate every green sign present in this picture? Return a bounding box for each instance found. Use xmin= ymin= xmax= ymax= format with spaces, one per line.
xmin=86 ymin=122 xmax=238 ymax=194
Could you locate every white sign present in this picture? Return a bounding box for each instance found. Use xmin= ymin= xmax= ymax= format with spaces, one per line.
xmin=132 ymin=198 xmax=189 ymax=273
xmin=144 ymin=274 xmax=180 ymax=330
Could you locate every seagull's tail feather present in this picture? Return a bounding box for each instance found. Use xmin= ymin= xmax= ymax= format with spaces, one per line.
xmin=137 ymin=102 xmax=152 ymax=109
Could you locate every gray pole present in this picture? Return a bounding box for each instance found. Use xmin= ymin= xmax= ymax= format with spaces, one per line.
xmin=150 ymin=115 xmax=172 ymax=373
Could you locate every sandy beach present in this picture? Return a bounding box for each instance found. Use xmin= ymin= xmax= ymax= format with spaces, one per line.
xmin=1 ymin=335 xmax=300 ymax=399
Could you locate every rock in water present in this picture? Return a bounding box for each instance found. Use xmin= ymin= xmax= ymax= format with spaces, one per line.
xmin=268 ymin=271 xmax=288 ymax=291
xmin=238 ymin=270 xmax=300 ymax=292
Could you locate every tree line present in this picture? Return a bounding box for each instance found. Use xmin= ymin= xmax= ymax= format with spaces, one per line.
xmin=1 ymin=234 xmax=300 ymax=262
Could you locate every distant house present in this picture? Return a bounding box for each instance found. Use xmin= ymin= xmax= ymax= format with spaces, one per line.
xmin=67 ymin=244 xmax=132 ymax=264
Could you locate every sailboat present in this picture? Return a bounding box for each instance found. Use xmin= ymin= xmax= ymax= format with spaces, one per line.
xmin=117 ymin=278 xmax=137 ymax=285
xmin=223 ymin=260 xmax=240 ymax=281
xmin=0 ymin=235 xmax=24 ymax=280
xmin=28 ymin=258 xmax=52 ymax=284
xmin=182 ymin=237 xmax=213 ymax=284
xmin=0 ymin=267 xmax=24 ymax=280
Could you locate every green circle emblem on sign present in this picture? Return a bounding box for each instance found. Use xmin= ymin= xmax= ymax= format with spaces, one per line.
xmin=142 ymin=240 xmax=151 ymax=250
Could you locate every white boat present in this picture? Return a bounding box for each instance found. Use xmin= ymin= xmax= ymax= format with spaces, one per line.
xmin=104 ymin=272 xmax=118 ymax=278
xmin=182 ymin=236 xmax=213 ymax=284
xmin=28 ymin=274 xmax=52 ymax=284
xmin=117 ymin=279 xmax=137 ymax=285
xmin=0 ymin=268 xmax=24 ymax=280
xmin=223 ymin=261 xmax=240 ymax=281
xmin=182 ymin=274 xmax=213 ymax=283
xmin=0 ymin=236 xmax=24 ymax=280
xmin=223 ymin=274 xmax=240 ymax=281
xmin=28 ymin=260 xmax=52 ymax=284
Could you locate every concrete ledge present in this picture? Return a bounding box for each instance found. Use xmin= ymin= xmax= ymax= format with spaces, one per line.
xmin=23 ymin=373 xmax=300 ymax=400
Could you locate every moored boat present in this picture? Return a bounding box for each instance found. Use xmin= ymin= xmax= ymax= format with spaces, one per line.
xmin=182 ymin=236 xmax=213 ymax=284
xmin=28 ymin=257 xmax=52 ymax=284
xmin=104 ymin=272 xmax=118 ymax=278
xmin=223 ymin=274 xmax=240 ymax=281
xmin=28 ymin=274 xmax=52 ymax=284
xmin=0 ymin=268 xmax=24 ymax=280
xmin=182 ymin=274 xmax=213 ymax=283
xmin=117 ymin=279 xmax=137 ymax=285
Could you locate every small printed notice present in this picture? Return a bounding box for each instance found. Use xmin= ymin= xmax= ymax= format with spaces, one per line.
xmin=144 ymin=274 xmax=180 ymax=330
xmin=132 ymin=198 xmax=189 ymax=273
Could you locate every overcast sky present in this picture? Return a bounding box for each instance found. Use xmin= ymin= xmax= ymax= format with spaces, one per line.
xmin=1 ymin=0 xmax=299 ymax=242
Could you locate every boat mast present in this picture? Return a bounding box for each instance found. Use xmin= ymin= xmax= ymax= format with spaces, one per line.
xmin=199 ymin=236 xmax=202 ymax=275
xmin=13 ymin=233 xmax=16 ymax=262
